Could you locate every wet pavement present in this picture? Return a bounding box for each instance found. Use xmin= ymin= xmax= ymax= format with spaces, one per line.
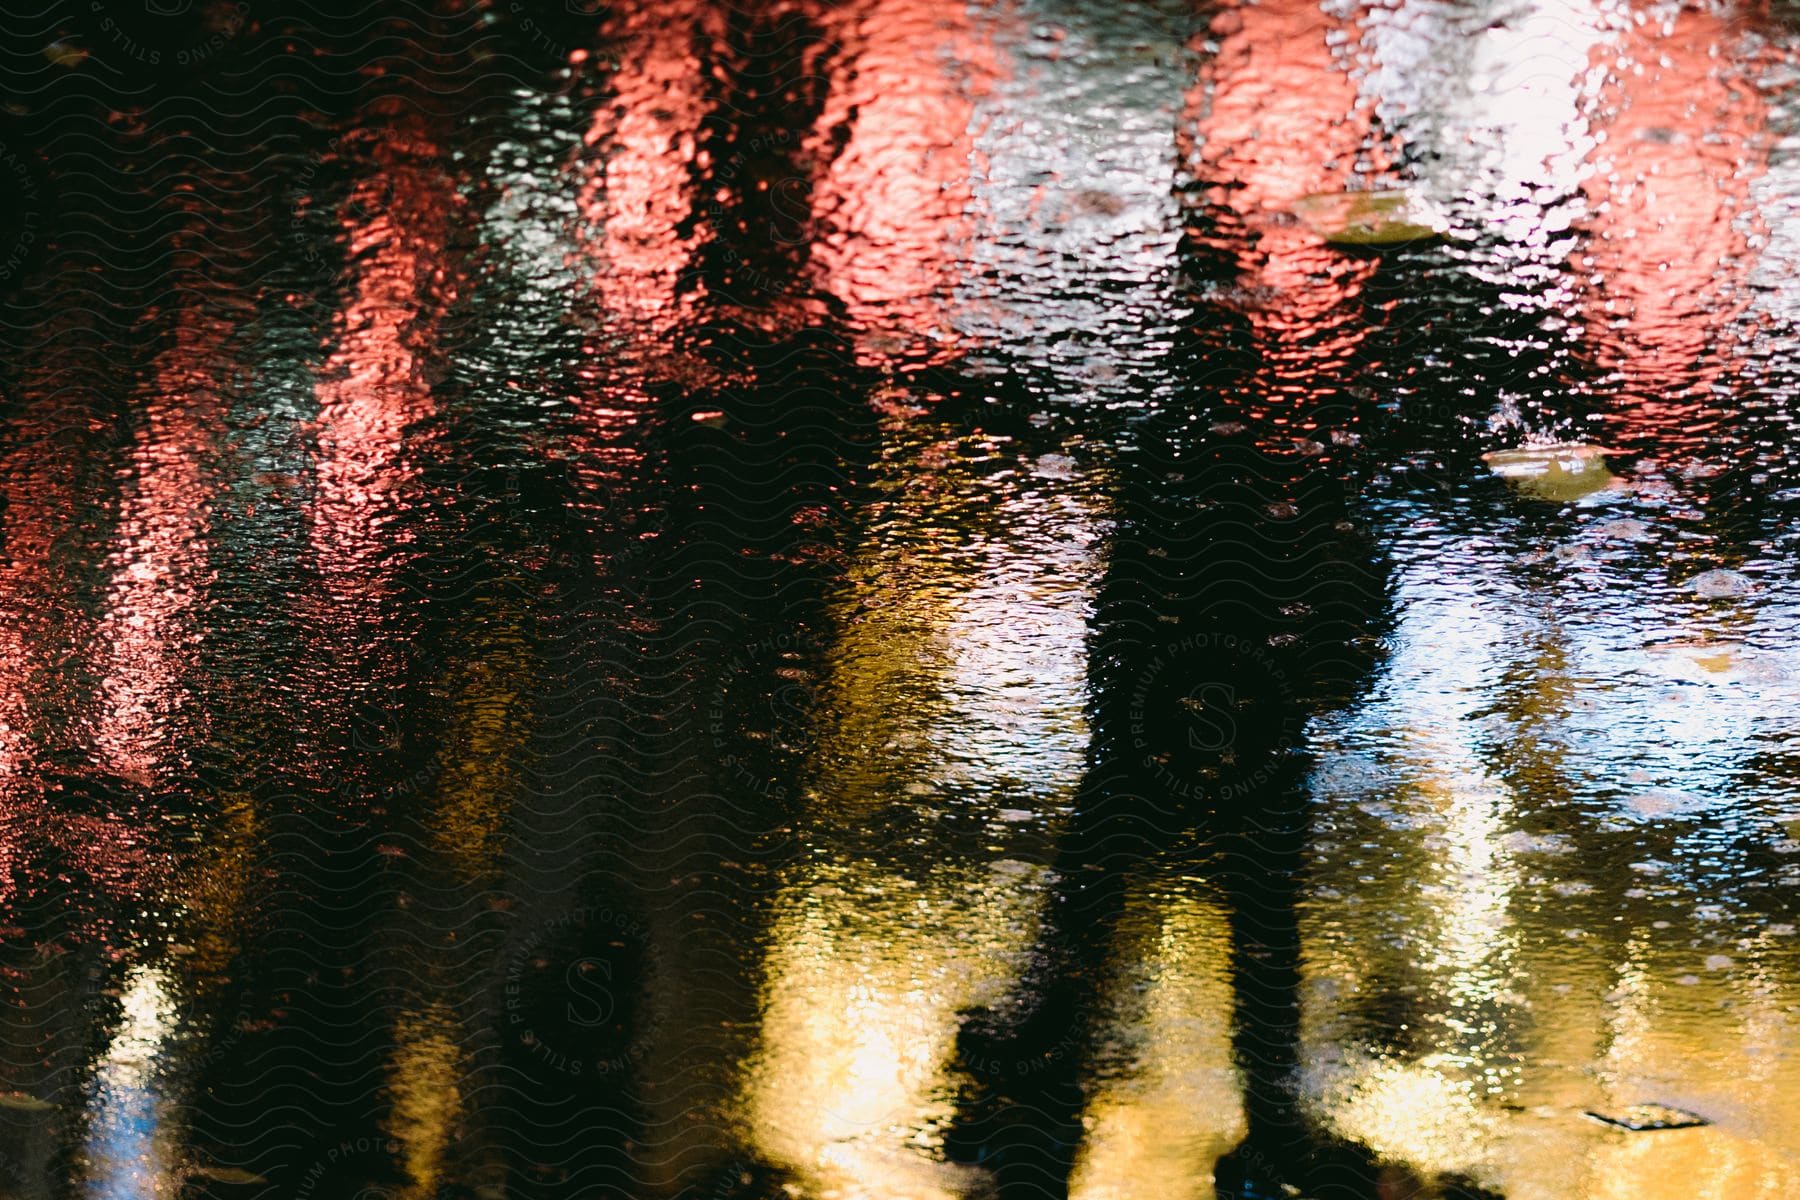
xmin=1 ymin=0 xmax=1799 ymax=1196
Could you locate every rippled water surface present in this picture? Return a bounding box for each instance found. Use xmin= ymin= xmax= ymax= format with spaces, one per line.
xmin=2 ymin=0 xmax=1799 ymax=1196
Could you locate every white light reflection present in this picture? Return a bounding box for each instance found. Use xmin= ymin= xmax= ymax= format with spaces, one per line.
xmin=1301 ymin=506 xmax=1800 ymax=1194
xmin=82 ymin=965 xmax=178 ymax=1200
xmin=1303 ymin=575 xmax=1526 ymax=1175
xmin=1352 ymin=0 xmax=1608 ymax=326
xmin=955 ymin=1 xmax=1188 ymax=405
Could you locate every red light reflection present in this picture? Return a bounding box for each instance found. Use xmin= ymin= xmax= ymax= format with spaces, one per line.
xmin=1574 ymin=1 xmax=1770 ymax=459
xmin=308 ymin=111 xmax=464 ymax=601
xmin=88 ymin=310 xmax=233 ymax=786
xmin=803 ymin=0 xmax=996 ymax=368
xmin=570 ymin=0 xmax=724 ymax=385
xmin=1180 ymin=0 xmax=1388 ymax=436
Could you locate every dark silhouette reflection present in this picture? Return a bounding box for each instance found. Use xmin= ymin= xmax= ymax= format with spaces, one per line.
xmin=176 ymin=79 xmax=509 ymax=1198
xmin=946 ymin=1 xmax=1399 ymax=1195
xmin=482 ymin=6 xmax=899 ymax=1196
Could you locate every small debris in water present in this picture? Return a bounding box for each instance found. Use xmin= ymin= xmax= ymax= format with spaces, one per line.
xmin=1594 ymin=517 xmax=1653 ymax=542
xmin=188 ymin=1165 xmax=269 ymax=1186
xmin=1584 ymin=1103 xmax=1710 ymax=1131
xmin=1690 ymin=568 xmax=1752 ymax=598
xmin=1484 ymin=443 xmax=1619 ymax=501
xmin=1644 ymin=638 xmax=1742 ymax=676
xmin=1291 ymin=189 xmax=1443 ymax=246
xmin=43 ymin=41 xmax=87 ymax=68
xmin=1498 ymin=831 xmax=1574 ymax=856
xmin=1625 ymin=789 xmax=1707 ymax=820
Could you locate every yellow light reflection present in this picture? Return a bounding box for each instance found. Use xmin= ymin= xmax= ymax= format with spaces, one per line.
xmin=1302 ymin=485 xmax=1800 ymax=1199
xmin=178 ymin=789 xmax=259 ymax=989
xmin=1067 ymin=886 xmax=1243 ymax=1200
xmin=1301 ymin=586 xmax=1530 ymax=1177
xmin=743 ymin=418 xmax=1104 ymax=1199
xmin=750 ymin=863 xmax=1045 ymax=1200
xmin=428 ymin=590 xmax=535 ymax=882
xmin=386 ymin=1002 xmax=463 ymax=1200
xmin=1485 ymin=943 xmax=1800 ymax=1200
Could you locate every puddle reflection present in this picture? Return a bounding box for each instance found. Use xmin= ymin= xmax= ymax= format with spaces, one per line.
xmin=0 ymin=1 xmax=1794 ymax=1197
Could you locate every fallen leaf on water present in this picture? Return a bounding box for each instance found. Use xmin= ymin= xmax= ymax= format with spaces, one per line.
xmin=1483 ymin=442 xmax=1619 ymax=501
xmin=1594 ymin=517 xmax=1653 ymax=542
xmin=0 ymin=1092 xmax=55 ymax=1112
xmin=1292 ymin=189 xmax=1443 ymax=246
xmin=1625 ymin=789 xmax=1708 ymax=820
xmin=1584 ymin=1103 xmax=1709 ymax=1131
